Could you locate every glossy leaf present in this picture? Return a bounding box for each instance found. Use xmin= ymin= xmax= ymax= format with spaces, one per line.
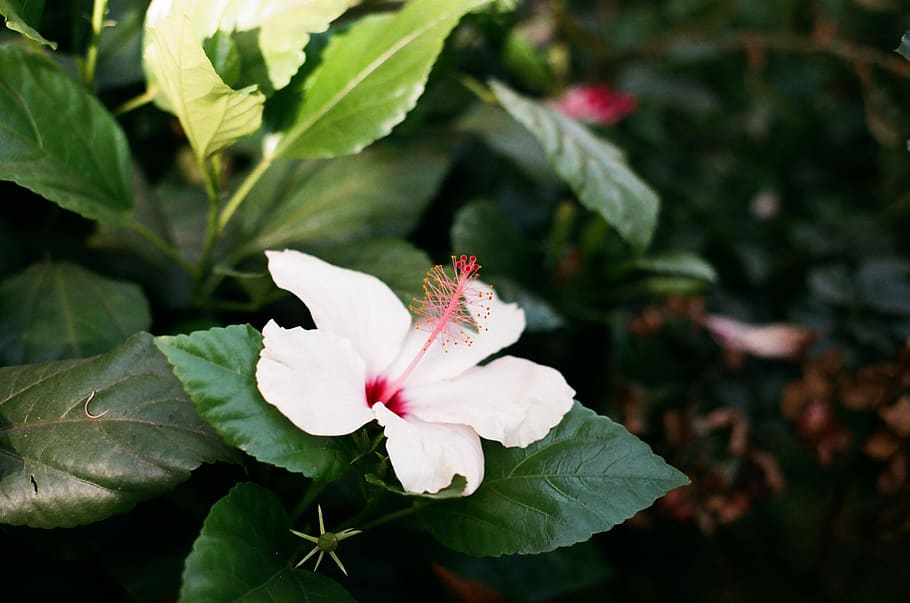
xmin=271 ymin=0 xmax=491 ymax=159
xmin=143 ymin=13 xmax=264 ymax=161
xmin=181 ymin=482 xmax=357 ymax=603
xmin=0 ymin=45 xmax=131 ymax=223
xmin=420 ymin=402 xmax=688 ymax=556
xmin=366 ymin=472 xmax=468 ymax=500
xmin=457 ymin=102 xmax=555 ymax=184
xmin=0 ymin=0 xmax=55 ymax=49
xmin=235 ymin=145 xmax=448 ymax=257
xmin=0 ymin=333 xmax=232 ymax=528
xmin=490 ymin=81 xmax=659 ymax=253
xmin=145 ymin=0 xmax=351 ymax=94
xmin=154 ymin=324 xmax=356 ymax=480
xmin=0 ymin=262 xmax=151 ymax=365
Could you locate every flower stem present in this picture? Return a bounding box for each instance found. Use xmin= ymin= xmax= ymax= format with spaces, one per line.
xmin=82 ymin=0 xmax=108 ymax=88
xmin=218 ymin=155 xmax=274 ymax=232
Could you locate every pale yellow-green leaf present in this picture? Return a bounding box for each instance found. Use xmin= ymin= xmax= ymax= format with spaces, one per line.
xmin=271 ymin=0 xmax=492 ymax=159
xmin=145 ymin=0 xmax=351 ymax=93
xmin=144 ymin=13 xmax=264 ymax=160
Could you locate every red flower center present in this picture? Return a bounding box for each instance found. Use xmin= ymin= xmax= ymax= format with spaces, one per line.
xmin=365 ymin=377 xmax=408 ymax=417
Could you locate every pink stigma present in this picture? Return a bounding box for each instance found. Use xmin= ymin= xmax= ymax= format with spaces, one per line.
xmin=377 ymin=255 xmax=493 ymax=403
xmin=410 ymin=255 xmax=491 ymax=349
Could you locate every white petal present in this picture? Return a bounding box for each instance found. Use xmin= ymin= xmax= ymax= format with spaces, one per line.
xmin=257 ymin=320 xmax=375 ymax=436
xmin=406 ymin=356 xmax=575 ymax=448
xmin=373 ymin=402 xmax=484 ymax=495
xmin=384 ymin=280 xmax=525 ymax=387
xmin=266 ymin=250 xmax=412 ymax=374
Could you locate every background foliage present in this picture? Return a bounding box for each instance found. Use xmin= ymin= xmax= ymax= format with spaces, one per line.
xmin=1 ymin=0 xmax=910 ymax=601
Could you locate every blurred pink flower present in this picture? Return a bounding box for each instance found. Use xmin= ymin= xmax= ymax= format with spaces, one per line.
xmin=554 ymin=84 xmax=637 ymax=125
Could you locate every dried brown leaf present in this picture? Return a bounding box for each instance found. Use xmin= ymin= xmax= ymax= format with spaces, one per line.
xmin=880 ymin=396 xmax=910 ymax=437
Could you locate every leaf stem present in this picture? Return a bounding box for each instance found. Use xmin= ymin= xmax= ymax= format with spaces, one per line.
xmin=114 ymin=87 xmax=158 ymax=116
xmin=82 ymin=0 xmax=108 ymax=88
xmin=129 ymin=221 xmax=196 ymax=276
xmin=218 ymin=155 xmax=274 ymax=232
xmin=457 ymin=74 xmax=497 ymax=103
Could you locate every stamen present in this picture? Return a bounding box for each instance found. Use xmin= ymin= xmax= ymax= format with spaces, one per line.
xmin=377 ymin=255 xmax=493 ymax=404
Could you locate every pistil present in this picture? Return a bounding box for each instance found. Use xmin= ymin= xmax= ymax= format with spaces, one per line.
xmin=375 ymin=255 xmax=491 ymax=405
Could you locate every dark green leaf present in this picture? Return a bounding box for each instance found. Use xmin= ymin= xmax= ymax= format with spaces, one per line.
xmin=444 ymin=541 xmax=612 ymax=603
xmin=608 ymin=276 xmax=711 ymax=300
xmin=457 ymin=102 xmax=556 ymax=184
xmin=272 ymin=0 xmax=491 ymax=158
xmin=490 ymin=80 xmax=659 ymax=252
xmin=319 ymin=239 xmax=431 ymax=305
xmin=0 ymin=0 xmax=55 ymax=49
xmin=451 ymin=200 xmax=532 ymax=280
xmin=139 ymin=179 xmax=210 ymax=265
xmin=0 ymin=262 xmax=151 ymax=365
xmin=0 ymin=333 xmax=232 ymax=528
xmin=630 ymin=252 xmax=716 ymax=282
xmin=420 ymin=402 xmax=688 ymax=556
xmin=857 ymin=259 xmax=910 ymax=315
xmin=205 ymin=28 xmax=243 ymax=87
xmin=0 ymin=45 xmax=131 ymax=223
xmin=490 ymin=277 xmax=564 ymax=332
xmin=95 ymin=0 xmax=146 ymax=88
xmin=808 ymin=266 xmax=854 ymax=306
xmin=451 ymin=201 xmax=563 ymax=331
xmin=181 ymin=482 xmax=358 ymax=603
xmin=235 ymin=145 xmax=448 ymax=257
xmin=89 ymin=170 xmax=204 ymax=309
xmin=154 ymin=325 xmax=355 ymax=480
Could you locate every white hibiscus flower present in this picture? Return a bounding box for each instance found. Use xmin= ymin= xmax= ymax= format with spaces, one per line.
xmin=256 ymin=250 xmax=574 ymax=495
